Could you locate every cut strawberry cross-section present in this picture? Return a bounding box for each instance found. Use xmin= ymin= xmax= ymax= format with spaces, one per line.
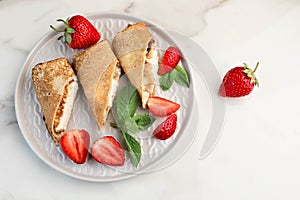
xmin=147 ymin=96 xmax=180 ymax=117
xmin=91 ymin=136 xmax=125 ymax=166
xmin=153 ymin=113 xmax=177 ymax=140
xmin=60 ymin=129 xmax=90 ymax=164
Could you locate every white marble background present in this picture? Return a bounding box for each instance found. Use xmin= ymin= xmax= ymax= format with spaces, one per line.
xmin=1 ymin=0 xmax=300 ymax=199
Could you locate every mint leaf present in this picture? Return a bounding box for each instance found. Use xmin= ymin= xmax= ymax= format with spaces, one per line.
xmin=113 ymin=84 xmax=139 ymax=133
xmin=120 ymin=129 xmax=141 ymax=167
xmin=174 ymin=65 xmax=190 ymax=88
xmin=128 ymin=89 xmax=141 ymax=117
xmin=159 ymin=65 xmax=190 ymax=91
xmin=159 ymin=70 xmax=176 ymax=91
xmin=132 ymin=114 xmax=156 ymax=131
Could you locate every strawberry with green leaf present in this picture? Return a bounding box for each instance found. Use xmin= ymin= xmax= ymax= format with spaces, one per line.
xmin=158 ymin=46 xmax=181 ymax=75
xmin=50 ymin=15 xmax=100 ymax=49
xmin=158 ymin=46 xmax=190 ymax=91
xmin=219 ymin=62 xmax=259 ymax=97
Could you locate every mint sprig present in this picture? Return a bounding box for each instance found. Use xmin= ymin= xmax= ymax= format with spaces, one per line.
xmin=160 ymin=65 xmax=190 ymax=91
xmin=120 ymin=129 xmax=141 ymax=167
xmin=113 ymin=83 xmax=155 ymax=133
xmin=112 ymin=83 xmax=156 ymax=167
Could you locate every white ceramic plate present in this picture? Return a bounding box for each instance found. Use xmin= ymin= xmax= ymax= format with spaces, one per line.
xmin=15 ymin=12 xmax=223 ymax=182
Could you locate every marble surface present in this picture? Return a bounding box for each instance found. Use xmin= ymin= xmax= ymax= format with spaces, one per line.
xmin=1 ymin=0 xmax=300 ymax=199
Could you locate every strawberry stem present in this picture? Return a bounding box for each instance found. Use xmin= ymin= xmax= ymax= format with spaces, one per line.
xmin=243 ymin=63 xmax=249 ymax=68
xmin=252 ymin=62 xmax=259 ymax=73
xmin=50 ymin=25 xmax=65 ymax=32
xmin=57 ymin=19 xmax=69 ymax=27
xmin=242 ymin=62 xmax=260 ymax=87
xmin=50 ymin=17 xmax=75 ymax=44
xmin=110 ymin=122 xmax=119 ymax=129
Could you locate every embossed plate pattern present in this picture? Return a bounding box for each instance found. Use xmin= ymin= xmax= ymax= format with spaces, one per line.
xmin=15 ymin=13 xmax=199 ymax=182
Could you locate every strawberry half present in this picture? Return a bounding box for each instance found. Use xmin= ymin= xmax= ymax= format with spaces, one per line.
xmin=158 ymin=46 xmax=181 ymax=75
xmin=60 ymin=130 xmax=90 ymax=164
xmin=91 ymin=136 xmax=125 ymax=166
xmin=219 ymin=62 xmax=259 ymax=97
xmin=50 ymin=15 xmax=100 ymax=49
xmin=147 ymin=96 xmax=180 ymax=117
xmin=153 ymin=113 xmax=177 ymax=140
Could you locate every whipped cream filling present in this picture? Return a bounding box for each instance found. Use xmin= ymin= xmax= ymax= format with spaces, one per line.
xmin=146 ymin=48 xmax=158 ymax=65
xmin=141 ymin=48 xmax=157 ymax=108
xmin=55 ymin=79 xmax=78 ymax=132
xmin=142 ymin=90 xmax=150 ymax=107
xmin=108 ymin=67 xmax=121 ymax=108
xmin=108 ymin=79 xmax=119 ymax=108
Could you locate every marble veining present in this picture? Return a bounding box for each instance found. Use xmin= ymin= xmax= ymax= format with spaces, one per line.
xmin=123 ymin=0 xmax=229 ymax=37
xmin=124 ymin=1 xmax=134 ymax=13
xmin=0 ymin=37 xmax=30 ymax=55
xmin=0 ymin=96 xmax=16 ymax=126
xmin=202 ymin=0 xmax=228 ymax=28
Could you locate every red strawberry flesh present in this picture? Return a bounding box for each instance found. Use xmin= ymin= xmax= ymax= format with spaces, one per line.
xmin=158 ymin=46 xmax=181 ymax=75
xmin=91 ymin=136 xmax=125 ymax=166
xmin=60 ymin=130 xmax=90 ymax=164
xmin=147 ymin=96 xmax=180 ymax=117
xmin=153 ymin=113 xmax=177 ymax=140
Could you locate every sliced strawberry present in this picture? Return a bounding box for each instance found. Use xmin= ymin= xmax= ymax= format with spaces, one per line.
xmin=60 ymin=130 xmax=90 ymax=164
xmin=157 ymin=64 xmax=174 ymax=76
xmin=91 ymin=136 xmax=125 ymax=166
xmin=147 ymin=96 xmax=180 ymax=117
xmin=153 ymin=113 xmax=177 ymax=140
xmin=158 ymin=46 xmax=181 ymax=75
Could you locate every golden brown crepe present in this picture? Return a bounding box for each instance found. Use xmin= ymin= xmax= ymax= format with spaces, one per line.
xmin=32 ymin=58 xmax=78 ymax=145
xmin=73 ymin=40 xmax=121 ymax=129
xmin=112 ymin=22 xmax=156 ymax=108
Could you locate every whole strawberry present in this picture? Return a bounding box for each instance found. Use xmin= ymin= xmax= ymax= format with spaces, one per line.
xmin=50 ymin=15 xmax=100 ymax=49
xmin=219 ymin=62 xmax=259 ymax=97
xmin=158 ymin=46 xmax=181 ymax=75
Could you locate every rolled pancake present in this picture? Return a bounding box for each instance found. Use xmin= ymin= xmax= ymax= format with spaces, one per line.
xmin=112 ymin=22 xmax=156 ymax=108
xmin=32 ymin=58 xmax=78 ymax=145
xmin=73 ymin=40 xmax=121 ymax=129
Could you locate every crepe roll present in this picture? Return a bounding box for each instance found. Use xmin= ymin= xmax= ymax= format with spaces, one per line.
xmin=32 ymin=58 xmax=78 ymax=145
xmin=73 ymin=40 xmax=121 ymax=129
xmin=112 ymin=22 xmax=157 ymax=108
